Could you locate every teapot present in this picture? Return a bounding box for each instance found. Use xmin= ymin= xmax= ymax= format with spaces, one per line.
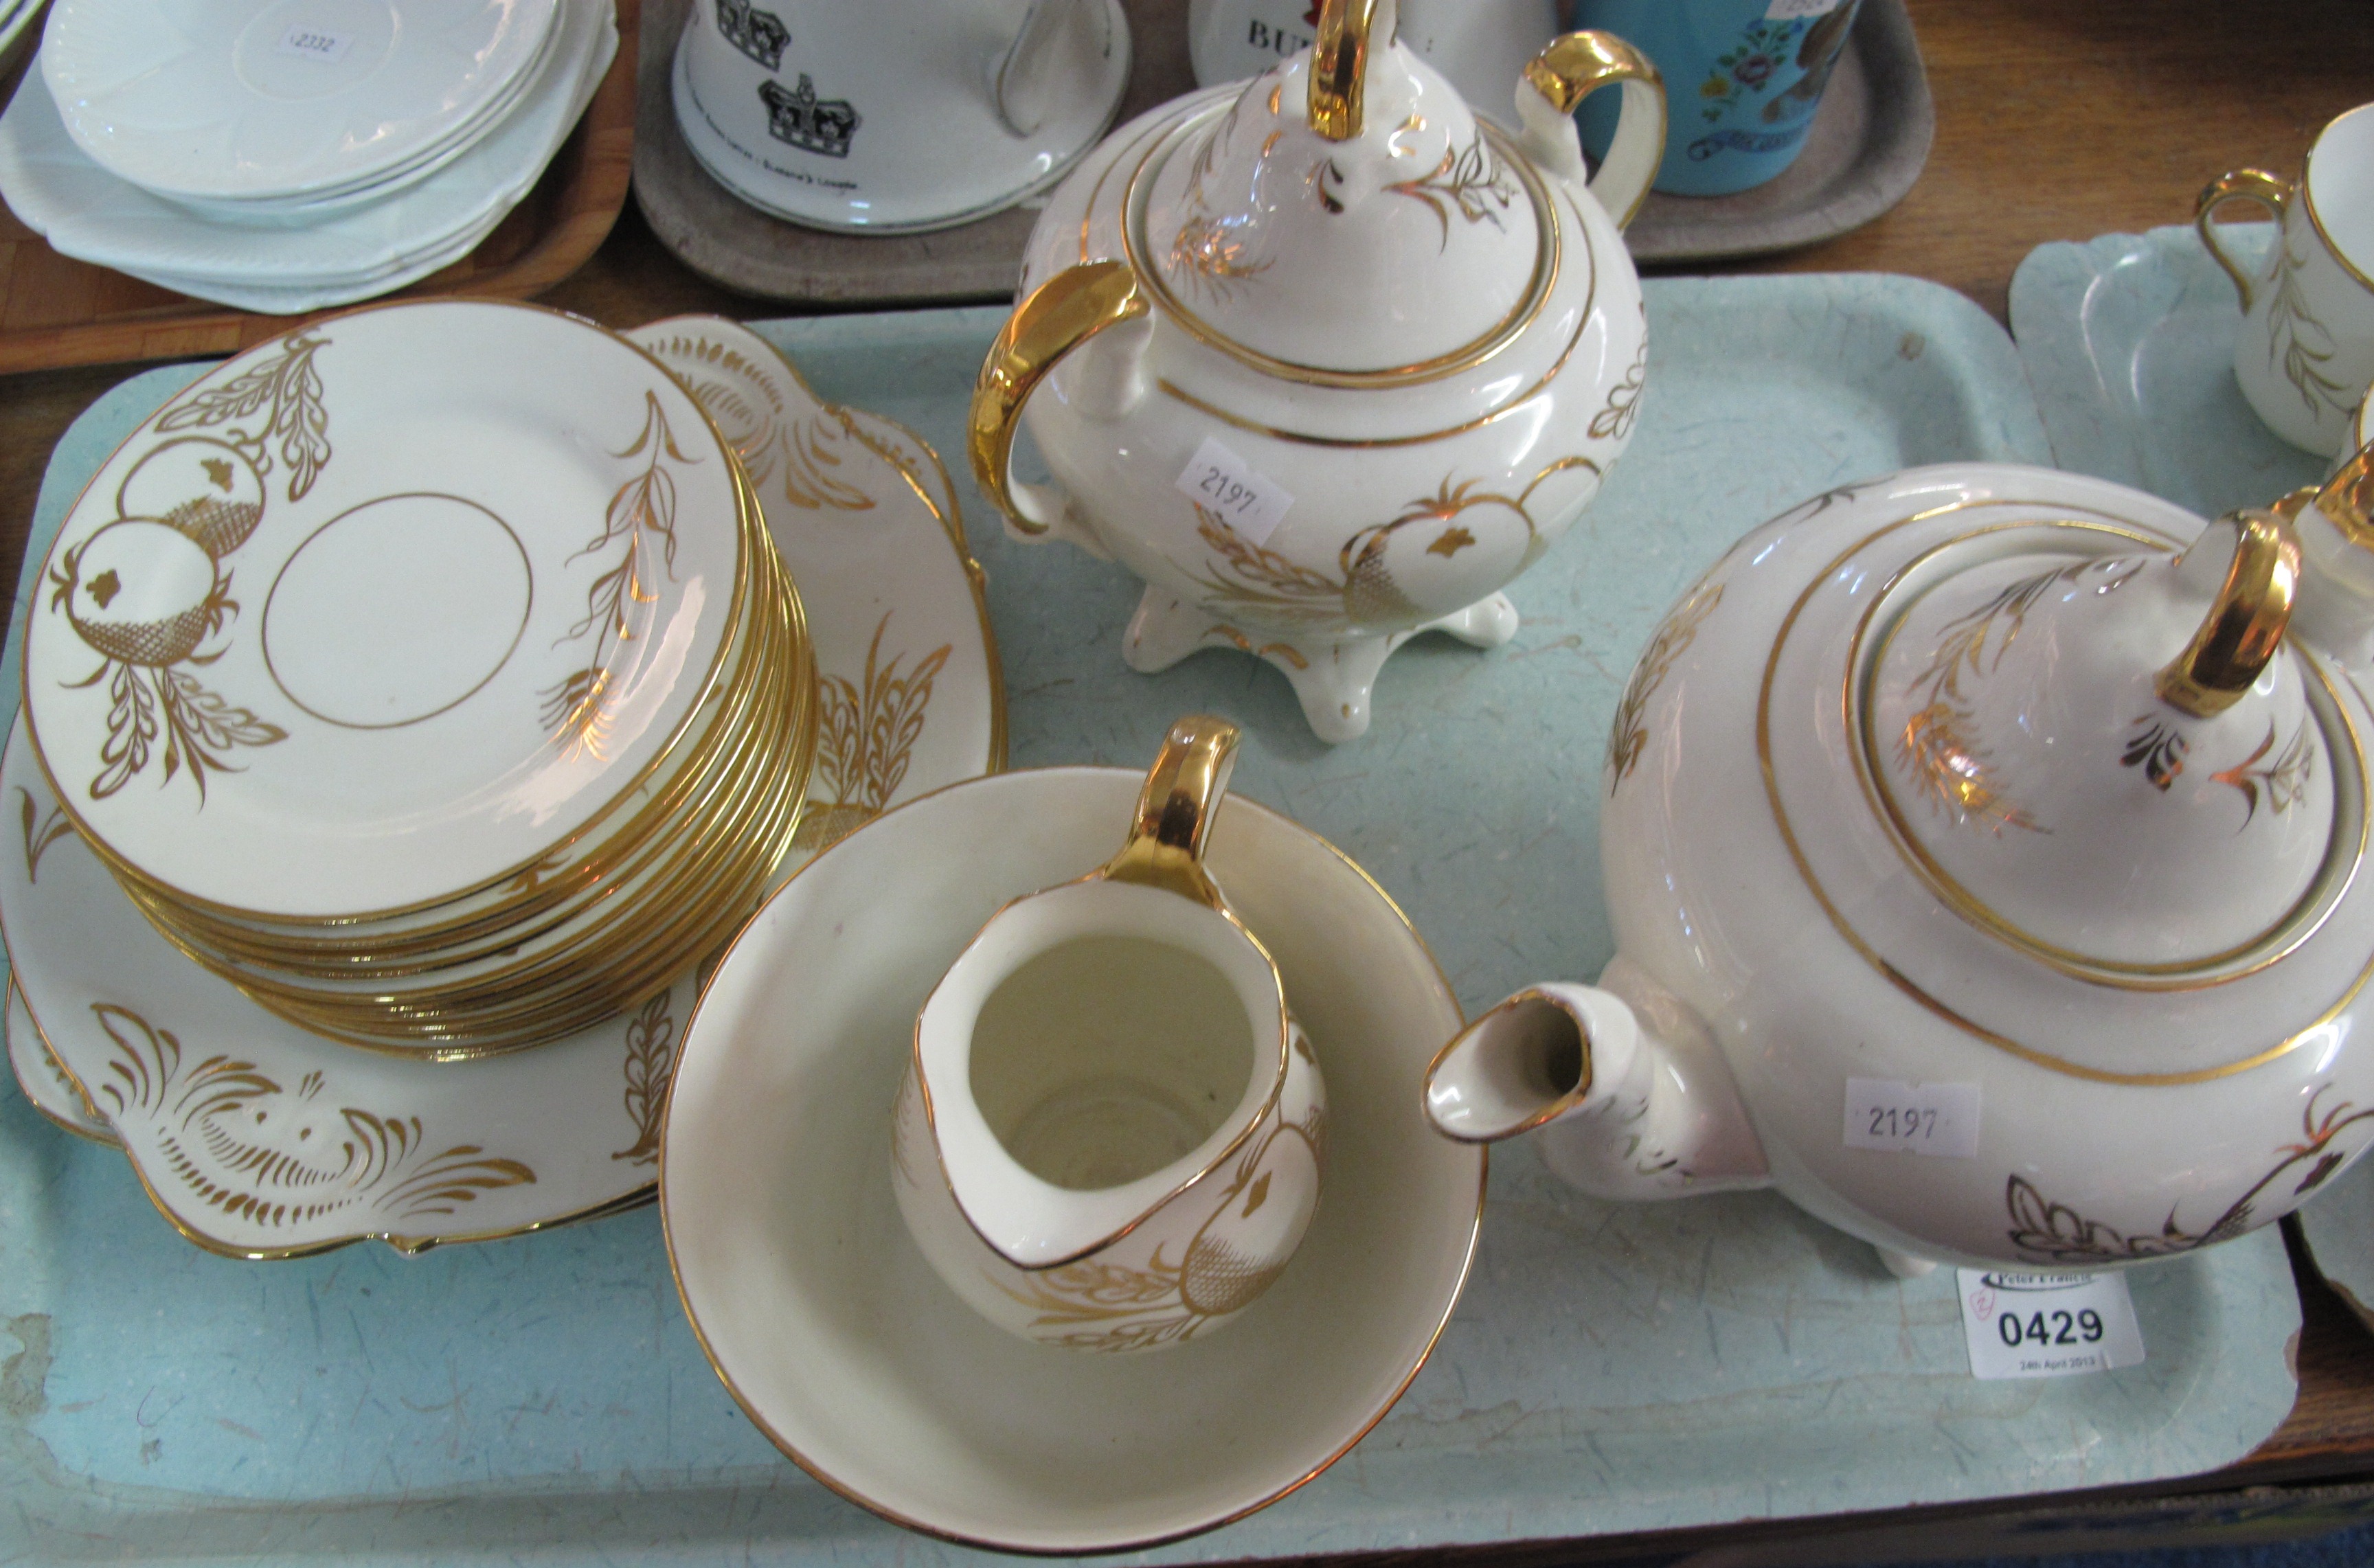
xmin=966 ymin=0 xmax=1667 ymax=742
xmin=1423 ymin=448 xmax=2374 ymax=1275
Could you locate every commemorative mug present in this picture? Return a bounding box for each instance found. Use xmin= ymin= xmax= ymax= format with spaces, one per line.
xmin=1571 ymin=0 xmax=1862 ymax=196
xmin=891 ymin=716 xmax=1329 ymax=1352
xmin=2198 ymin=103 xmax=2374 ymax=459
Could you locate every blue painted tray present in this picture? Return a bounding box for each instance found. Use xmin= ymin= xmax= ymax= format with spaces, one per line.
xmin=1 ymin=276 xmax=2301 ymax=1564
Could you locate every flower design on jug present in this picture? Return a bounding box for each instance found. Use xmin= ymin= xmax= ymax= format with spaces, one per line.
xmin=1383 ymin=130 xmax=1519 ymax=244
xmin=1607 ymin=578 xmax=1724 ymax=793
xmin=2211 ymin=721 xmax=2316 ymax=825
xmin=2266 ymin=243 xmax=2356 ymax=420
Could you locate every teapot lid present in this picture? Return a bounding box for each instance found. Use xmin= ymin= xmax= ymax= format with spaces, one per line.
xmin=1862 ymin=507 xmax=2340 ymax=980
xmin=1131 ymin=0 xmax=1555 ymax=380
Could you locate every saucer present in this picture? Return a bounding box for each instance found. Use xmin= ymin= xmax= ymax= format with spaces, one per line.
xmin=662 ymin=766 xmax=1483 ymax=1553
xmin=41 ymin=0 xmax=556 ymax=203
xmin=5 ymin=979 xmax=110 ymax=1141
xmin=0 ymin=2 xmax=612 ymax=307
xmin=666 ymin=2 xmax=1131 ymax=235
xmin=625 ymin=315 xmax=1004 ymax=867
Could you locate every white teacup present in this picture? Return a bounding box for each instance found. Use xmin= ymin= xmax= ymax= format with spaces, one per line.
xmin=2198 ymin=102 xmax=2374 ymax=458
xmin=1187 ymin=0 xmax=1561 ymax=126
xmin=892 ymin=716 xmax=1328 ymax=1352
xmin=672 ymin=0 xmax=1133 ymax=233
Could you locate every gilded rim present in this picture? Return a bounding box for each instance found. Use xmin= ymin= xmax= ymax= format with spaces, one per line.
xmin=1120 ymin=102 xmax=1561 ymax=390
xmin=1760 ymin=495 xmax=2374 ymax=1085
xmin=19 ymin=297 xmax=777 ymax=929
xmin=6 ymin=980 xmax=117 ymax=1145
xmin=656 ymin=764 xmax=1484 ymax=1556
xmin=1846 ymin=515 xmax=2366 ymax=988
xmin=2303 ymin=116 xmax=2374 ymax=298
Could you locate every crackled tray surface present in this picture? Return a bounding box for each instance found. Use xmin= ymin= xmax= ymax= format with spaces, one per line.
xmin=0 ymin=279 xmax=2302 ymax=1562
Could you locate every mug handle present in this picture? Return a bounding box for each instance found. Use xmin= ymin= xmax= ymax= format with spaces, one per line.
xmin=2195 ymin=168 xmax=2291 ymax=314
xmin=1101 ymin=715 xmax=1242 ymax=909
xmin=1515 ymin=32 xmax=1666 ymax=231
xmin=968 ymin=260 xmax=1148 ymax=547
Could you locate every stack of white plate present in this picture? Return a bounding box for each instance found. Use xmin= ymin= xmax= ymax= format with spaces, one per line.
xmin=19 ymin=299 xmax=819 ymax=1058
xmin=0 ymin=0 xmax=617 ymax=314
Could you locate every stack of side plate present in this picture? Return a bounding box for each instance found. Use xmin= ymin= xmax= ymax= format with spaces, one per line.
xmin=20 ymin=299 xmax=817 ymax=1058
xmin=0 ymin=0 xmax=617 ymax=314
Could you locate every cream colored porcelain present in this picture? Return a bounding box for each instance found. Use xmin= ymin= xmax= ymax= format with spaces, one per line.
xmin=967 ymin=0 xmax=1664 ymax=742
xmin=624 ymin=316 xmax=1006 ymax=871
xmin=41 ymin=0 xmax=556 ymax=202
xmin=2199 ymin=103 xmax=2374 ymax=458
xmin=893 ymin=717 xmax=1325 ymax=1350
xmin=672 ymin=0 xmax=1130 ymax=234
xmin=23 ymin=298 xmax=744 ymax=922
xmin=5 ymin=981 xmax=113 ymax=1143
xmin=0 ymin=712 xmax=690 ymax=1255
xmin=661 ymin=763 xmax=1480 ymax=1551
xmin=1425 ymin=450 xmax=2374 ymax=1275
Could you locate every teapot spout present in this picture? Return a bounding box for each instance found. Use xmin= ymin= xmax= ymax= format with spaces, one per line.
xmin=1421 ymin=957 xmax=1768 ymax=1200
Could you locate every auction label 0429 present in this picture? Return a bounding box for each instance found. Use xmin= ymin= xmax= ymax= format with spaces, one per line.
xmin=1958 ymin=1269 xmax=2145 ymax=1380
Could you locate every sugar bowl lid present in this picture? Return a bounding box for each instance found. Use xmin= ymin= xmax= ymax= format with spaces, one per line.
xmin=1131 ymin=0 xmax=1557 ymax=380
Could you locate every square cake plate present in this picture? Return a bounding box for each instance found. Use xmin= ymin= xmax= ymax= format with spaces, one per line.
xmin=1 ymin=275 xmax=2300 ymax=1564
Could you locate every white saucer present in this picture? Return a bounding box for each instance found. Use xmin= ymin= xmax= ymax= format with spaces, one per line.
xmin=41 ymin=0 xmax=556 ymax=203
xmin=625 ymin=315 xmax=1004 ymax=865
xmin=662 ymin=766 xmax=1483 ymax=1553
xmin=0 ymin=2 xmax=612 ymax=311
xmin=667 ymin=4 xmax=1132 ymax=235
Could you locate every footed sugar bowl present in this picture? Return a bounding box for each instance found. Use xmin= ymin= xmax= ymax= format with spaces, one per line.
xmin=1425 ymin=450 xmax=2374 ymax=1275
xmin=967 ymin=0 xmax=1666 ymax=741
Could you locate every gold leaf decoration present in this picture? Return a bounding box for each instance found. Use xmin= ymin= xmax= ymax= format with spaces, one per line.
xmin=2267 ymin=242 xmax=2356 ymax=420
xmin=1588 ymin=323 xmax=1649 ymax=442
xmin=90 ymin=1003 xmax=534 ymax=1233
xmin=154 ymin=331 xmax=332 ymax=501
xmin=543 ymin=391 xmax=699 ymax=758
xmin=2121 ymin=716 xmax=2189 ymax=794
xmin=795 ymin=613 xmax=951 ymax=854
xmin=610 ymin=990 xmax=677 ymax=1166
xmin=1607 ymin=580 xmax=1723 ymax=793
xmin=2211 ymin=720 xmax=2315 ymax=825
xmin=1383 ymin=129 xmax=1519 ymax=245
xmin=18 ymin=786 xmax=71 ymax=882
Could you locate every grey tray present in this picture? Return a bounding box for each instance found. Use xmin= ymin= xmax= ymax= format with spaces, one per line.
xmin=0 ymin=273 xmax=2302 ymax=1565
xmin=629 ymin=0 xmax=1933 ymax=304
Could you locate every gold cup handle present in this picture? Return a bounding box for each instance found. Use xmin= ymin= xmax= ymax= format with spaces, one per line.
xmin=968 ymin=259 xmax=1150 ymax=542
xmin=2195 ymin=168 xmax=2292 ymax=315
xmin=2156 ymin=507 xmax=2303 ymax=718
xmin=1517 ymin=33 xmax=1667 ymax=231
xmin=1101 ymin=715 xmax=1243 ymax=909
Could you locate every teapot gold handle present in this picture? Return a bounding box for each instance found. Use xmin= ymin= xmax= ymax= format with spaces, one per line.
xmin=1517 ymin=33 xmax=1666 ymax=231
xmin=967 ymin=260 xmax=1149 ymax=541
xmin=2157 ymin=506 xmax=2302 ymax=718
xmin=1101 ymin=714 xmax=1242 ymax=910
xmin=2195 ymin=169 xmax=2290 ymax=315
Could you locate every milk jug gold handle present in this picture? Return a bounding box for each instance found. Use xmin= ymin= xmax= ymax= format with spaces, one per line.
xmin=1518 ymin=34 xmax=1666 ymax=231
xmin=968 ymin=260 xmax=1149 ymax=541
xmin=2157 ymin=507 xmax=2302 ymax=718
xmin=1101 ymin=715 xmax=1243 ymax=910
xmin=2195 ymin=169 xmax=2290 ymax=314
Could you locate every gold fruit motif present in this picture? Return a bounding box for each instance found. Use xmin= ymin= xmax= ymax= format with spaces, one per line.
xmin=57 ymin=520 xmax=226 ymax=670
xmin=116 ymin=437 xmax=267 ymax=560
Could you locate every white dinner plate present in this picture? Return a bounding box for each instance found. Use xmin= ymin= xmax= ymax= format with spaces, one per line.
xmin=41 ymin=0 xmax=557 ymax=203
xmin=23 ymin=297 xmax=744 ymax=920
xmin=0 ymin=1 xmax=613 ymax=299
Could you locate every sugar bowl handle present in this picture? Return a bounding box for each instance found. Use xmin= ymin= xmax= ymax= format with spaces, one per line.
xmin=2195 ymin=168 xmax=2291 ymax=314
xmin=1516 ymin=33 xmax=1666 ymax=231
xmin=969 ymin=260 xmax=1149 ymax=551
xmin=1100 ymin=715 xmax=1243 ymax=911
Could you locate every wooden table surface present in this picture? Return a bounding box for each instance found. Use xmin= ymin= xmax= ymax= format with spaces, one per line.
xmin=7 ymin=1 xmax=2374 ymax=1560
